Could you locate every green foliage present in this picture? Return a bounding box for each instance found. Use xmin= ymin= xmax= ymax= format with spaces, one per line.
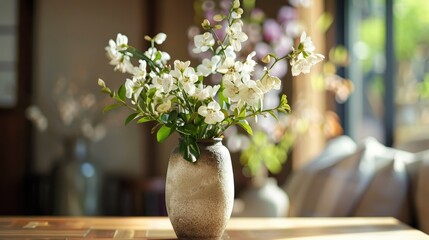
xmin=125 ymin=113 xmax=139 ymax=125
xmin=157 ymin=125 xmax=173 ymax=142
xmin=240 ymin=130 xmax=295 ymax=176
xmin=418 ymin=74 xmax=429 ymax=99
xmin=394 ymin=0 xmax=429 ymax=59
xmin=237 ymin=120 xmax=253 ymax=135
xmin=103 ymin=104 xmax=121 ymax=113
xmin=179 ymin=136 xmax=200 ymax=163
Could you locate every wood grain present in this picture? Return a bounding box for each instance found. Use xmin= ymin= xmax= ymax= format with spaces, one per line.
xmin=0 ymin=217 xmax=427 ymax=239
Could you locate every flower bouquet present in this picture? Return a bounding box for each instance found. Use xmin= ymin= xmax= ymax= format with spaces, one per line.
xmin=98 ymin=0 xmax=323 ymax=164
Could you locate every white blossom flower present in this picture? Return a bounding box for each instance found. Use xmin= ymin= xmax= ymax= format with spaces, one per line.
xmin=241 ymin=51 xmax=257 ymax=81
xmin=239 ymin=80 xmax=263 ymax=108
xmin=161 ymin=74 xmax=177 ymax=93
xmin=156 ymin=99 xmax=172 ymax=113
xmin=174 ymin=60 xmax=191 ymax=72
xmin=198 ymin=101 xmax=225 ymax=124
xmin=219 ymin=46 xmax=237 ymax=59
xmin=223 ymin=79 xmax=241 ymax=102
xmin=144 ymin=47 xmax=170 ymax=67
xmin=106 ymin=50 xmax=133 ymax=73
xmin=105 ymin=34 xmax=134 ymax=73
xmin=158 ymin=51 xmax=171 ymax=65
xmin=175 ymin=67 xmax=198 ymax=96
xmin=217 ymin=57 xmax=242 ymax=82
xmin=300 ymin=32 xmax=316 ymax=52
xmin=290 ymin=32 xmax=325 ymax=76
xmin=259 ymin=74 xmax=281 ymax=93
xmin=197 ymin=55 xmax=221 ymax=76
xmin=97 ymin=79 xmax=106 ymax=88
xmin=231 ymin=7 xmax=243 ymax=19
xmin=144 ymin=47 xmax=158 ymax=60
xmin=193 ymin=32 xmax=215 ymax=54
xmin=106 ymin=33 xmax=128 ymax=54
xmin=131 ymin=60 xmax=147 ymax=81
xmin=195 ymin=85 xmax=220 ymax=100
xmin=153 ymin=33 xmax=167 ymax=45
xmin=125 ymin=78 xmax=144 ymax=102
xmin=226 ymin=21 xmax=248 ymax=51
xmin=153 ymin=74 xmax=177 ymax=97
xmin=125 ymin=78 xmax=136 ymax=99
xmin=290 ymin=53 xmax=324 ymax=76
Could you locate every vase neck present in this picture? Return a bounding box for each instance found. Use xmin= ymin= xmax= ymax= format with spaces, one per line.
xmin=196 ymin=138 xmax=223 ymax=146
xmin=63 ymin=137 xmax=88 ymax=161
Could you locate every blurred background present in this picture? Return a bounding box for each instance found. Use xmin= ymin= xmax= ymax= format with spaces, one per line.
xmin=0 ymin=0 xmax=429 ymax=229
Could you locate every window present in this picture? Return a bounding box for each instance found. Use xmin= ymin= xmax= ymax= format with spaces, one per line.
xmin=341 ymin=0 xmax=429 ymax=146
xmin=345 ymin=0 xmax=388 ymax=144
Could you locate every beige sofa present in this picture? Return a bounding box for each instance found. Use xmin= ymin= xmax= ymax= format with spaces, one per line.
xmin=284 ymin=136 xmax=429 ymax=233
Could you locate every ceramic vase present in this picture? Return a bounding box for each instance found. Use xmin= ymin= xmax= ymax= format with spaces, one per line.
xmin=52 ymin=137 xmax=101 ymax=216
xmin=165 ymin=139 xmax=234 ymax=240
xmin=237 ymin=177 xmax=289 ymax=217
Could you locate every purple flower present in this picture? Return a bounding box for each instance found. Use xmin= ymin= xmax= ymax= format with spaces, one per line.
xmin=202 ymin=0 xmax=215 ymax=11
xmin=220 ymin=0 xmax=232 ymax=10
xmin=204 ymin=10 xmax=216 ymax=25
xmin=277 ymin=6 xmax=297 ymax=24
xmin=263 ymin=19 xmax=283 ymax=43
xmin=255 ymin=42 xmax=271 ymax=59
xmin=270 ymin=59 xmax=288 ymax=79
xmin=274 ymin=36 xmax=293 ymax=56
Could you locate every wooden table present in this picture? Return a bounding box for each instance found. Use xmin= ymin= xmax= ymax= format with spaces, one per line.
xmin=0 ymin=217 xmax=428 ymax=239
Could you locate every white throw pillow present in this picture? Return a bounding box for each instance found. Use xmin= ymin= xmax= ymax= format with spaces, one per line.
xmin=285 ymin=135 xmax=357 ymax=217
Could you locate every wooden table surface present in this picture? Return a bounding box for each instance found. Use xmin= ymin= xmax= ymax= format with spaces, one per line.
xmin=0 ymin=216 xmax=428 ymax=239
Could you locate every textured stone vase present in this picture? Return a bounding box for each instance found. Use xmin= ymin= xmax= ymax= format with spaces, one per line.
xmin=165 ymin=139 xmax=234 ymax=240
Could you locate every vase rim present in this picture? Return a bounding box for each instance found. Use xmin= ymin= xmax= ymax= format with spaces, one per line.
xmin=196 ymin=138 xmax=223 ymax=143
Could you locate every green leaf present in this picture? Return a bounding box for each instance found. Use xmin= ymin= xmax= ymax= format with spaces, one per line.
xmin=188 ymin=112 xmax=199 ymax=123
xmin=155 ymin=51 xmax=162 ymax=61
xmin=124 ymin=113 xmax=139 ymax=125
xmin=218 ymin=87 xmax=228 ymax=108
xmin=267 ymin=110 xmax=279 ymax=121
xmin=183 ymin=124 xmax=197 ymax=135
xmin=278 ymin=94 xmax=291 ymax=112
xmin=103 ymin=104 xmax=121 ymax=113
xmin=237 ymin=120 xmax=253 ymax=135
xmin=157 ymin=125 xmax=173 ymax=142
xmin=220 ymin=109 xmax=229 ymax=119
xmin=168 ymin=110 xmax=178 ymax=122
xmin=179 ymin=136 xmax=200 ymax=163
xmin=239 ymin=106 xmax=246 ymax=118
xmin=118 ymin=84 xmax=126 ymax=101
xmin=125 ymin=47 xmax=158 ymax=73
xmin=136 ymin=116 xmax=152 ymax=124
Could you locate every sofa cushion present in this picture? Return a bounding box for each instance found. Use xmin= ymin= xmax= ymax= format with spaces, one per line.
xmin=285 ymin=137 xmax=414 ymax=218
xmin=416 ymin=150 xmax=429 ymax=234
xmin=285 ymin=135 xmax=358 ymax=217
xmin=352 ymin=149 xmax=414 ymax=224
xmin=310 ymin=138 xmax=391 ymax=217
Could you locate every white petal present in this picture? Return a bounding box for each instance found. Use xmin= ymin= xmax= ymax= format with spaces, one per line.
xmin=154 ymin=33 xmax=167 ymax=44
